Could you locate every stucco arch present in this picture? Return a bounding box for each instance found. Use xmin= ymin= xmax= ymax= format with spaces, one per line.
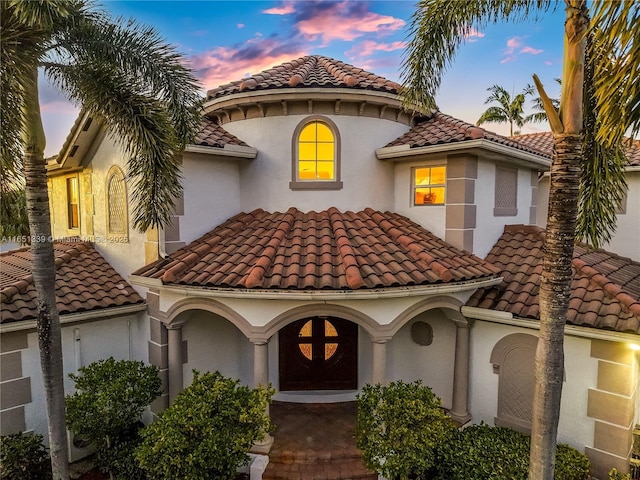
xmin=264 ymin=303 xmax=379 ymax=340
xmin=386 ymin=295 xmax=466 ymax=338
xmin=164 ymin=297 xmax=254 ymax=339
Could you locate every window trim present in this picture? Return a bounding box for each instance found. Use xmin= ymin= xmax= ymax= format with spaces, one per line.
xmin=290 ymin=115 xmax=343 ymax=191
xmin=106 ymin=166 xmax=129 ymax=242
xmin=411 ymin=165 xmax=447 ymax=206
xmin=66 ymin=175 xmax=80 ymax=230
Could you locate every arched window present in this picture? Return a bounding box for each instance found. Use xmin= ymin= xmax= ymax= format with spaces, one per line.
xmin=290 ymin=116 xmax=342 ymax=190
xmin=106 ymin=167 xmax=128 ymax=242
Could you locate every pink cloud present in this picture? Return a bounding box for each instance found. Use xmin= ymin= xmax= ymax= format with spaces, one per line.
xmin=292 ymin=1 xmax=405 ymax=45
xmin=501 ymin=36 xmax=543 ymax=62
xmin=189 ymin=36 xmax=308 ymax=88
xmin=262 ymin=4 xmax=295 ymax=15
xmin=40 ymin=100 xmax=79 ymax=114
xmin=346 ymin=40 xmax=406 ymax=60
xmin=520 ymin=46 xmax=543 ymax=55
xmin=237 ymin=23 xmax=245 ymax=29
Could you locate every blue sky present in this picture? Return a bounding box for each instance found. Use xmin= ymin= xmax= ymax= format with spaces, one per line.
xmin=41 ymin=0 xmax=566 ymax=156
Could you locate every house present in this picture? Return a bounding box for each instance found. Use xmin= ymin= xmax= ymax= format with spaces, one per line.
xmin=1 ymin=55 xmax=638 ymax=479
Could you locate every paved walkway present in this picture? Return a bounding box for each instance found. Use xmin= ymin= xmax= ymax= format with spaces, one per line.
xmin=263 ymin=401 xmax=377 ymax=480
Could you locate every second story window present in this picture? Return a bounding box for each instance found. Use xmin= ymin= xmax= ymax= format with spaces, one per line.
xmin=413 ymin=166 xmax=446 ymax=206
xmin=290 ymin=116 xmax=342 ymax=190
xmin=67 ymin=176 xmax=79 ymax=229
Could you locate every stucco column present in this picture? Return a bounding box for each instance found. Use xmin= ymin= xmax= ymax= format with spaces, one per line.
xmin=250 ymin=338 xmax=274 ymax=454
xmin=253 ymin=341 xmax=269 ymax=387
xmin=372 ymin=338 xmax=389 ymax=385
xmin=450 ymin=319 xmax=472 ymax=424
xmin=167 ymin=322 xmax=184 ymax=404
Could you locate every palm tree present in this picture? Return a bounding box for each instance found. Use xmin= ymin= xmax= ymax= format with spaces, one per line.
xmin=402 ymin=1 xmax=639 ymax=479
xmin=476 ymin=84 xmax=530 ymax=135
xmin=1 ymin=2 xmax=201 ymax=478
xmin=524 ymin=79 xmax=561 ymax=124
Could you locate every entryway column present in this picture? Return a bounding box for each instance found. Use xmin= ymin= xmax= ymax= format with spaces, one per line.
xmin=167 ymin=321 xmax=185 ymax=403
xmin=372 ymin=338 xmax=389 ymax=385
xmin=450 ymin=319 xmax=472 ymax=424
xmin=253 ymin=340 xmax=269 ymax=387
xmin=251 ymin=338 xmax=274 ymax=454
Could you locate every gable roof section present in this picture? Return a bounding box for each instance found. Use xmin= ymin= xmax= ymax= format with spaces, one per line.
xmin=514 ymin=132 xmax=640 ymax=167
xmin=381 ymin=112 xmax=551 ymax=161
xmin=206 ymin=55 xmax=401 ymax=101
xmin=466 ymin=225 xmax=640 ymax=334
xmin=133 ymin=208 xmax=500 ymax=291
xmin=1 ymin=243 xmax=144 ymax=324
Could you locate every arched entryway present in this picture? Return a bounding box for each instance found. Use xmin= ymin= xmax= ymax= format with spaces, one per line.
xmin=279 ymin=316 xmax=358 ymax=390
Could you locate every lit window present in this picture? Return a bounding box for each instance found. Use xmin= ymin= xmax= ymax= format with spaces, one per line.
xmin=413 ymin=166 xmax=446 ymax=205
xmin=67 ymin=177 xmax=79 ymax=229
xmin=106 ymin=167 xmax=128 ymax=241
xmin=290 ymin=117 xmax=342 ymax=190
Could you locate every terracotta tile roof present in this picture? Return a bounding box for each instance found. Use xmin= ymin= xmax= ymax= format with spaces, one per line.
xmin=466 ymin=225 xmax=640 ymax=334
xmin=513 ymin=132 xmax=640 ymax=166
xmin=194 ymin=118 xmax=249 ymax=148
xmin=206 ymin=55 xmax=401 ymax=101
xmin=133 ymin=208 xmax=500 ymax=290
xmin=1 ymin=242 xmax=144 ymax=324
xmin=385 ymin=112 xmax=552 ymax=158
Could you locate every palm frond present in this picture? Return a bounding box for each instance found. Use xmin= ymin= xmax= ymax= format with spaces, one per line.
xmin=41 ymin=7 xmax=202 ymax=231
xmin=477 ymin=106 xmax=509 ymax=125
xmin=401 ymin=0 xmax=555 ymax=110
xmin=591 ymin=0 xmax=640 ymax=145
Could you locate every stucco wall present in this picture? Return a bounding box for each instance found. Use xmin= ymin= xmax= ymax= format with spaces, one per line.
xmin=182 ymin=312 xmax=253 ymax=386
xmin=387 ymin=309 xmax=456 ymax=409
xmin=19 ymin=313 xmax=145 ymax=442
xmin=179 ymin=154 xmax=243 ymax=244
xmin=474 ymin=160 xmax=537 ymax=259
xmin=469 ymin=320 xmax=597 ymax=451
xmin=221 ymin=115 xmax=405 ymax=214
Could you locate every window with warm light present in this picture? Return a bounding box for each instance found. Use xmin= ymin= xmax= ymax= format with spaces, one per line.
xmin=290 ymin=117 xmax=342 ymax=190
xmin=67 ymin=176 xmax=79 ymax=229
xmin=412 ymin=166 xmax=446 ymax=206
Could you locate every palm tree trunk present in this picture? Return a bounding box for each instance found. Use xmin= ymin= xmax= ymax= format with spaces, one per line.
xmin=529 ymin=2 xmax=587 ymax=479
xmin=23 ymin=66 xmax=70 ymax=480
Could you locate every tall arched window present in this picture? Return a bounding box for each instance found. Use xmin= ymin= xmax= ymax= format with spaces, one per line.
xmin=290 ymin=116 xmax=342 ymax=190
xmin=106 ymin=166 xmax=128 ymax=242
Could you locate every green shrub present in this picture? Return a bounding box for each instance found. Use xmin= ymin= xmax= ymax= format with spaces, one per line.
xmin=609 ymin=468 xmax=631 ymax=480
xmin=135 ymin=370 xmax=274 ymax=480
xmin=356 ymin=380 xmax=455 ymax=480
xmin=0 ymin=432 xmax=52 ymax=480
xmin=431 ymin=423 xmax=589 ymax=480
xmin=66 ymin=357 xmax=161 ymax=479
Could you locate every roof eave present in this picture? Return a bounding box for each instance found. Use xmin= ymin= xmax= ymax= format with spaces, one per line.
xmin=204 ymin=88 xmax=408 ymax=112
xmin=376 ymin=139 xmax=551 ymax=169
xmin=461 ymin=305 xmax=640 ymax=341
xmin=0 ymin=302 xmax=147 ymax=333
xmin=184 ymin=143 xmax=258 ymax=159
xmin=129 ymin=275 xmax=503 ymax=300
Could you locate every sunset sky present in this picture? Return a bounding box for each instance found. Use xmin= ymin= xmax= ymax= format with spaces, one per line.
xmin=41 ymin=0 xmax=567 ymax=156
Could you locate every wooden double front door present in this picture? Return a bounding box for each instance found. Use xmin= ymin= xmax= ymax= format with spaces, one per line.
xmin=279 ymin=317 xmax=358 ymax=391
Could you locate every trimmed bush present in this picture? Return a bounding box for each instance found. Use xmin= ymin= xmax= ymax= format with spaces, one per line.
xmin=0 ymin=432 xmax=52 ymax=480
xmin=135 ymin=370 xmax=274 ymax=480
xmin=356 ymin=380 xmax=455 ymax=480
xmin=66 ymin=357 xmax=161 ymax=479
xmin=431 ymin=423 xmax=590 ymax=480
xmin=609 ymin=469 xmax=631 ymax=480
